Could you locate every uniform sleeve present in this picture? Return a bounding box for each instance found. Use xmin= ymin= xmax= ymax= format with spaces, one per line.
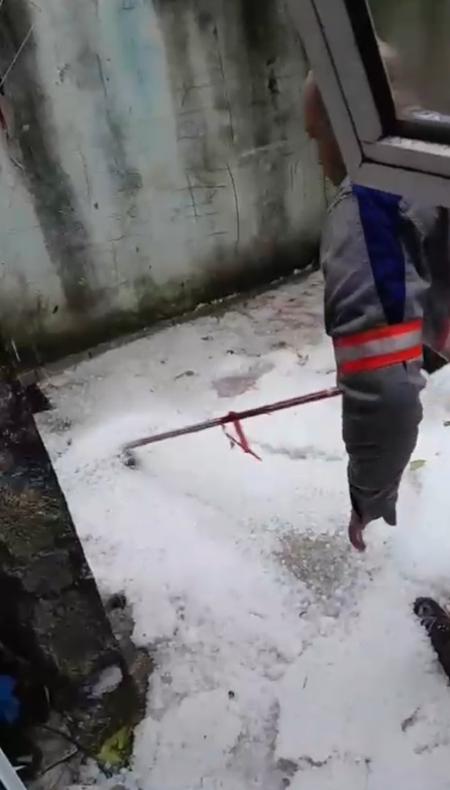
xmin=322 ymin=186 xmax=426 ymax=525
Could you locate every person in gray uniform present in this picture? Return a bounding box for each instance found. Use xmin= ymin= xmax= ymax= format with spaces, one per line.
xmin=304 ymin=71 xmax=450 ymax=553
xmin=303 ymin=65 xmax=450 ymax=674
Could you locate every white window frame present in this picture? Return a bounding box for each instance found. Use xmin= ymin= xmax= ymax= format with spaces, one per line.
xmin=290 ymin=0 xmax=450 ymax=207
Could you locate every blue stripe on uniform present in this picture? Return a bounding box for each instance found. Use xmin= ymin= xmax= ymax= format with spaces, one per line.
xmin=352 ymin=184 xmax=406 ymax=325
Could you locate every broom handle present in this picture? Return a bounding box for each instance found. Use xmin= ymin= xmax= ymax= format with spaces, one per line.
xmin=123 ymin=386 xmax=341 ymax=452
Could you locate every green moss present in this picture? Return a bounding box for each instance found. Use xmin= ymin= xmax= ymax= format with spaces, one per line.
xmin=97 ymin=725 xmax=133 ymax=768
xmin=0 ymin=486 xmax=73 ymax=559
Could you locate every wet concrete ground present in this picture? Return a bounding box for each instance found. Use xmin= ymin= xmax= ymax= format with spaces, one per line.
xmin=37 ymin=271 xmax=450 ymax=789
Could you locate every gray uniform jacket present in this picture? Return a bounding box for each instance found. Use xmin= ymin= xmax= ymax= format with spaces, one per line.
xmin=321 ymin=179 xmax=450 ymax=524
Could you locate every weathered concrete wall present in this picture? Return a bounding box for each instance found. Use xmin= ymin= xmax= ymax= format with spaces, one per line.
xmin=0 ymin=0 xmax=325 ymax=362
